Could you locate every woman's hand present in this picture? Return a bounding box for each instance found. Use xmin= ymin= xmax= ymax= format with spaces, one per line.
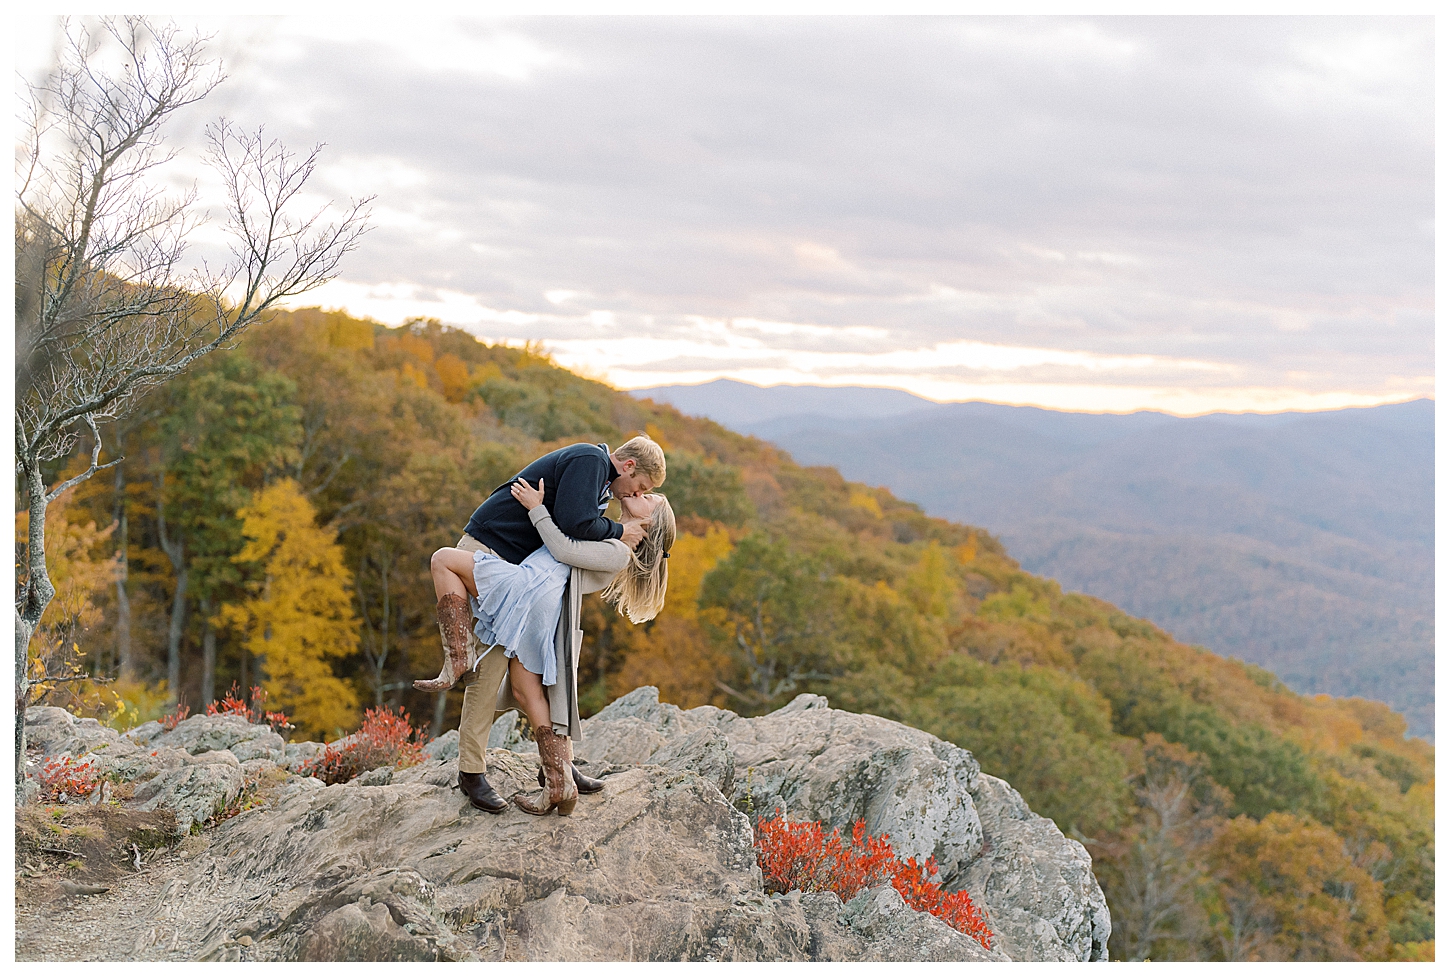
xmin=511 ymin=477 xmax=545 ymax=511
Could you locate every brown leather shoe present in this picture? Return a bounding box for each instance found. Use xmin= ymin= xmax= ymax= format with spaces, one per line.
xmin=455 ymin=770 xmax=507 ymax=814
xmin=414 ymin=594 xmax=473 ymax=692
xmin=514 ymin=726 xmax=578 ymax=817
xmin=538 ymin=764 xmax=605 ymax=794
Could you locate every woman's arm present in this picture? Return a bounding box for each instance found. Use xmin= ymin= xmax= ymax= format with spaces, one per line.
xmin=529 ymin=506 xmax=631 ymax=572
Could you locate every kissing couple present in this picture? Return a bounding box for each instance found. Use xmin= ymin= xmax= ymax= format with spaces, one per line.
xmin=414 ymin=435 xmax=675 ymax=818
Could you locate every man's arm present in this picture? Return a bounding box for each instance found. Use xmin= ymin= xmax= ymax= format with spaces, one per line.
xmin=551 ymin=454 xmax=624 ymax=541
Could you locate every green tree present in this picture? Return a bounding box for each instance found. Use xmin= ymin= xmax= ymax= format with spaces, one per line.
xmin=699 ymin=533 xmax=843 ymax=711
xmin=1080 ymin=644 xmax=1322 ymax=818
xmin=155 ymin=351 xmax=301 ymax=703
xmin=915 ymin=658 xmax=1131 ymax=836
xmin=660 ymin=452 xmax=756 ymax=526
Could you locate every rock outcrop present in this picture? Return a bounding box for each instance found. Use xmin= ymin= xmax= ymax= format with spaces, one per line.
xmin=573 ymin=687 xmax=1109 ymax=962
xmin=20 ymin=690 xmax=1109 ymax=962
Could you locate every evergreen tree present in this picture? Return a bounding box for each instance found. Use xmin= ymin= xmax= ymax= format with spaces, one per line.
xmin=156 ymin=352 xmax=301 ymax=703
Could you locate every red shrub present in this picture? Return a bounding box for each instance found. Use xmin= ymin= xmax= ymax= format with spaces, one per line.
xmin=297 ymin=706 xmax=426 ymax=785
xmin=755 ymin=813 xmax=993 ymax=950
xmin=160 ymin=698 xmax=190 ymax=731
xmin=39 ymin=756 xmax=100 ymax=801
xmin=205 ymin=684 xmax=294 ymax=734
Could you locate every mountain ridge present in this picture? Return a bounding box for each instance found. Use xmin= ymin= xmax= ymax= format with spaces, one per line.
xmin=630 ymin=381 xmax=1434 ymax=737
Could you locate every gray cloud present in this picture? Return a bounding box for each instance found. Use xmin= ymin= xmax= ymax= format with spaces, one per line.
xmin=153 ymin=15 xmax=1432 ymax=407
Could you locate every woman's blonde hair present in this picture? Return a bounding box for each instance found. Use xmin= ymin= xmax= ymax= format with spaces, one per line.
xmin=601 ymin=494 xmax=676 ymax=624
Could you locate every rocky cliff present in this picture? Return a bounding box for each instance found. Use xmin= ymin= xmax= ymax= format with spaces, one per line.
xmin=17 ymin=689 xmax=1110 ymax=962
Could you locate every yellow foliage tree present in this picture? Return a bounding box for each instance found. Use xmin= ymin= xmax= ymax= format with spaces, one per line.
xmin=902 ymin=541 xmax=957 ymax=618
xmin=15 ymin=487 xmax=119 ymax=704
xmin=435 ymin=353 xmax=471 ymax=403
xmin=608 ymin=527 xmax=736 ymax=707
xmin=661 ymin=526 xmax=734 ymax=622
xmin=221 ymin=479 xmax=360 ymax=738
xmin=1205 ymin=812 xmax=1389 ymax=961
xmin=324 ymin=311 xmax=375 ymax=350
xmin=846 ymin=488 xmax=883 ymax=519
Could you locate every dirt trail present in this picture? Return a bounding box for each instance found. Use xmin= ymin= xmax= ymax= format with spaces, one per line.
xmin=16 ymin=836 xmax=221 ymax=961
xmin=15 ymin=784 xmax=293 ymax=962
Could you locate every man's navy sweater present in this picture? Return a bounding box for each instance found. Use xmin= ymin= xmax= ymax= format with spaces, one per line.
xmin=462 ymin=442 xmax=623 ymax=565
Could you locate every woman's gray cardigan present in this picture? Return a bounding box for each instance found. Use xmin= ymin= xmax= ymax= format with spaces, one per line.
xmin=488 ymin=505 xmax=631 ymax=742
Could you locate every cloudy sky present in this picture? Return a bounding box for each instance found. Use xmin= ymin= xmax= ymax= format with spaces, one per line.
xmin=19 ymin=15 xmax=1434 ymax=414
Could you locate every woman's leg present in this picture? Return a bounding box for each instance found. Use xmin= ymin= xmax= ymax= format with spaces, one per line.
xmin=510 ymin=656 xmax=577 ymax=816
xmin=430 ymin=547 xmax=479 ymax=599
xmin=508 ymin=657 xmax=553 ymax=734
xmin=413 ymin=548 xmax=481 ymax=693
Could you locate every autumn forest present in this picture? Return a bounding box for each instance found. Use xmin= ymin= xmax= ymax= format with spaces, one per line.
xmin=22 ymin=309 xmax=1434 ymax=962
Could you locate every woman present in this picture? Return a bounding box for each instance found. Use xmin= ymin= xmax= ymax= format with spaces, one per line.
xmin=420 ymin=477 xmax=675 ymax=816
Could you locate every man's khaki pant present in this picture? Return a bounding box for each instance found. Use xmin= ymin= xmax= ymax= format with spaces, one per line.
xmin=453 ymin=534 xmax=510 ymax=774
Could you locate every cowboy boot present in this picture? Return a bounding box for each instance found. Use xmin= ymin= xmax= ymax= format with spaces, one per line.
xmin=514 ymin=726 xmax=578 ymax=817
xmin=537 ymin=737 xmax=605 ymax=794
xmin=414 ymin=594 xmax=473 ymax=692
xmin=454 ymin=770 xmax=508 ymax=814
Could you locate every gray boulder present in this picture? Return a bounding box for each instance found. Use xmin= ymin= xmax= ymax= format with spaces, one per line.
xmin=172 ymin=743 xmax=1001 ymax=963
xmin=132 ymin=712 xmax=286 ymax=763
xmin=130 ymin=757 xmax=246 ymax=835
xmin=423 ymin=729 xmax=459 ymax=762
xmin=487 ymin=709 xmax=535 ymax=753
xmin=19 ymin=693 xmax=1107 ymax=962
xmin=580 ymin=687 xmax=1110 ymax=962
xmin=644 ymin=726 xmax=736 ymax=797
xmin=836 ymin=885 xmax=1009 ymax=961
xmin=25 ymin=706 xmax=134 ymax=758
xmin=25 ymin=706 xmax=188 ymax=794
xmin=963 ymin=773 xmax=1111 ymax=962
xmin=24 ymin=707 xmax=261 ymax=834
xmin=584 ymin=690 xmax=983 ymax=884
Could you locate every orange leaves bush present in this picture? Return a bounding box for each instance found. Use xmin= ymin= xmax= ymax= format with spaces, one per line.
xmin=160 ymin=698 xmax=190 ymax=731
xmin=755 ymin=813 xmax=993 ymax=949
xmin=39 ymin=756 xmax=100 ymax=801
xmin=297 ymin=706 xmax=426 ymax=785
xmin=206 ymin=683 xmax=295 ymax=734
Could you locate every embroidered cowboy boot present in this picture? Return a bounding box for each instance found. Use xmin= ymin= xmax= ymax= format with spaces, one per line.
xmin=414 ymin=593 xmax=473 ymax=692
xmin=514 ymin=725 xmax=578 ymax=817
xmin=537 ymin=736 xmax=605 ymax=794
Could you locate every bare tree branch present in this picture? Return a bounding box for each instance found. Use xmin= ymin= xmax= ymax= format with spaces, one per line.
xmin=14 ymin=14 xmax=372 ymax=788
xmin=44 ymin=413 xmax=122 ymax=503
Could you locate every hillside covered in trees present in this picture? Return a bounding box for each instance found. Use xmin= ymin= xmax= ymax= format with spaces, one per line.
xmin=24 ymin=309 xmax=1433 ymax=962
xmin=636 ymin=380 xmax=1434 ymax=739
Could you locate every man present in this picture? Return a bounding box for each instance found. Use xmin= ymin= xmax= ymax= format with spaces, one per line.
xmin=432 ymin=435 xmax=665 ymax=813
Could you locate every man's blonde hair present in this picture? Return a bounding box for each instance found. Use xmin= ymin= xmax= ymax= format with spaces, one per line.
xmin=601 ymin=495 xmax=676 ymax=623
xmin=614 ymin=434 xmax=666 ymax=486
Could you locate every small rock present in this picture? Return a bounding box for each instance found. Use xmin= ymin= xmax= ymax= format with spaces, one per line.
xmin=423 ymin=729 xmax=459 ymax=762
xmin=487 ymin=710 xmax=534 ymax=753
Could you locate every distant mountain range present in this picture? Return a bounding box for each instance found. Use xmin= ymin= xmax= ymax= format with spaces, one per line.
xmin=631 ymin=380 xmax=1435 ymax=739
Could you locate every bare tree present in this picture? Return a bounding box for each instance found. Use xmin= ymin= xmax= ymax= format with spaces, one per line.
xmin=1110 ymin=734 xmax=1227 ymax=960
xmin=1113 ymin=773 xmax=1205 ymax=959
xmin=14 ymin=16 xmax=371 ymax=789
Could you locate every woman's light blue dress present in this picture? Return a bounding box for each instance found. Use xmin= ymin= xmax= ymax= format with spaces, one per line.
xmin=470 ymin=546 xmax=571 ymax=687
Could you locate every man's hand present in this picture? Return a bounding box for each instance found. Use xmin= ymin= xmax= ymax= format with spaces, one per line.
xmin=621 ymin=521 xmax=645 ymax=548
xmin=511 ymin=477 xmax=546 ymax=511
